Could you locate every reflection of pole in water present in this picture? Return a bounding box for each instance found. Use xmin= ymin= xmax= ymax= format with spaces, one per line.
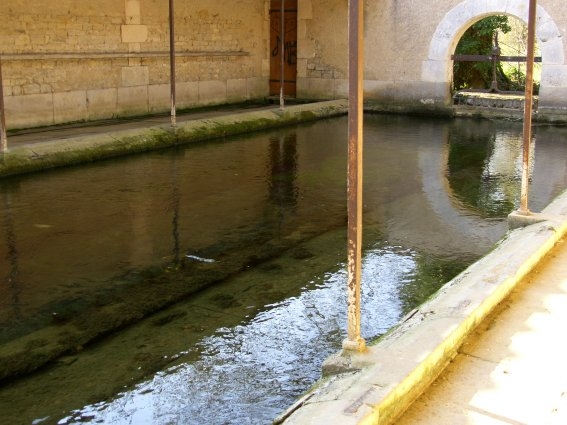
xmin=3 ymin=190 xmax=21 ymax=319
xmin=170 ymin=155 xmax=181 ymax=264
xmin=267 ymin=133 xmax=298 ymax=236
xmin=268 ymin=133 xmax=298 ymax=208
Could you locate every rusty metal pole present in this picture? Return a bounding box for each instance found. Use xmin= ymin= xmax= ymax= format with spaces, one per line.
xmin=0 ymin=55 xmax=8 ymax=153
xmin=169 ymin=0 xmax=177 ymax=127
xmin=279 ymin=0 xmax=285 ymax=111
xmin=519 ymin=0 xmax=537 ymax=215
xmin=343 ymin=0 xmax=365 ymax=352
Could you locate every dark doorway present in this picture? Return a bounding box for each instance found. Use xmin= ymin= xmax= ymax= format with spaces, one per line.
xmin=269 ymin=0 xmax=297 ymax=97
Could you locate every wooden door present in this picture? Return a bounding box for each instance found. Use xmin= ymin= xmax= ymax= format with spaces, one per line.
xmin=269 ymin=0 xmax=297 ymax=97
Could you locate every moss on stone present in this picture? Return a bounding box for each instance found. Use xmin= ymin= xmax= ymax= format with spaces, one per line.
xmin=0 ymin=101 xmax=348 ymax=178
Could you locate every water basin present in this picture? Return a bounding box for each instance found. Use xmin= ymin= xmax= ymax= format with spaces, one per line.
xmin=1 ymin=114 xmax=566 ymax=425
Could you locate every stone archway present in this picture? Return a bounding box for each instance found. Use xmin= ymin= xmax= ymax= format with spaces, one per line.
xmin=422 ymin=0 xmax=566 ymax=112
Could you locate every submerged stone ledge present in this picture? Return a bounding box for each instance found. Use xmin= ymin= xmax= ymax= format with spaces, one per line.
xmin=0 ymin=221 xmax=338 ymax=383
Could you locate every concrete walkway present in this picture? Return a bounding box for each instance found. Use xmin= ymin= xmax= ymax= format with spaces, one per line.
xmin=397 ymin=235 xmax=567 ymax=425
xmin=279 ymin=192 xmax=567 ymax=425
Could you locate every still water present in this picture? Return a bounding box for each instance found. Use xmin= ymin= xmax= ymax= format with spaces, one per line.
xmin=1 ymin=115 xmax=566 ymax=425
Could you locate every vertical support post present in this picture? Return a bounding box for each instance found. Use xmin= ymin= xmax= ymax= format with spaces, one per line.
xmin=519 ymin=0 xmax=537 ymax=215
xmin=0 ymin=55 xmax=8 ymax=153
xmin=489 ymin=32 xmax=500 ymax=93
xmin=169 ymin=0 xmax=177 ymax=127
xmin=279 ymin=0 xmax=285 ymax=111
xmin=343 ymin=0 xmax=365 ymax=352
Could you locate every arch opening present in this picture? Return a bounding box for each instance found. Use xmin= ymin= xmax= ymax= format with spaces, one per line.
xmin=452 ymin=15 xmax=541 ymax=95
xmin=422 ymin=0 xmax=566 ymax=110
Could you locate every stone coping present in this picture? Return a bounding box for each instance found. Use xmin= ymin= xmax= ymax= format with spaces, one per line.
xmin=277 ymin=189 xmax=567 ymax=425
xmin=0 ymin=100 xmax=347 ymax=178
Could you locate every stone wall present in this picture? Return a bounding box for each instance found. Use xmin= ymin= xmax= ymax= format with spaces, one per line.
xmin=0 ymin=0 xmax=270 ymax=129
xmin=296 ymin=0 xmax=348 ymax=99
xmin=299 ymin=0 xmax=567 ymax=117
xmin=2 ymin=0 xmax=567 ymax=129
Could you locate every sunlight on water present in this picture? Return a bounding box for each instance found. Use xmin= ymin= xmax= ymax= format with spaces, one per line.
xmin=59 ymin=245 xmax=416 ymax=425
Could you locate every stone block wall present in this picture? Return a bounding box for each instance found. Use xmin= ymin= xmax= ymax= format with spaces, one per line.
xmin=296 ymin=0 xmax=347 ymax=100
xmin=0 ymin=0 xmax=269 ymax=129
xmin=2 ymin=0 xmax=566 ymax=128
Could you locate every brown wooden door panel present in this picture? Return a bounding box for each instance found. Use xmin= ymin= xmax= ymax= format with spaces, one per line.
xmin=269 ymin=0 xmax=297 ymax=97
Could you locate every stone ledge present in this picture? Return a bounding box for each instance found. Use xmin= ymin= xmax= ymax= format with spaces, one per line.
xmin=453 ymin=91 xmax=537 ymax=110
xmin=0 ymin=100 xmax=347 ymax=178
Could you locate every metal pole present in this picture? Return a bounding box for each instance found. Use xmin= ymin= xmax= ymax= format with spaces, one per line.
xmin=279 ymin=0 xmax=285 ymax=110
xmin=169 ymin=0 xmax=177 ymax=127
xmin=343 ymin=0 xmax=365 ymax=352
xmin=519 ymin=0 xmax=537 ymax=215
xmin=0 ymin=55 xmax=8 ymax=153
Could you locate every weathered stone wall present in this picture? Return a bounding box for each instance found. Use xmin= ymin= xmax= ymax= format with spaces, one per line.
xmin=296 ymin=0 xmax=348 ymax=99
xmin=0 ymin=0 xmax=270 ymax=129
xmin=299 ymin=0 xmax=567 ymax=117
xmin=2 ymin=0 xmax=567 ymax=129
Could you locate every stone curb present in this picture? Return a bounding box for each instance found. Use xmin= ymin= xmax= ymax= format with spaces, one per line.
xmin=278 ymin=189 xmax=567 ymax=425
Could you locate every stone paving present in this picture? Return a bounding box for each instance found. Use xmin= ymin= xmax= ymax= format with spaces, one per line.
xmin=397 ymin=235 xmax=567 ymax=424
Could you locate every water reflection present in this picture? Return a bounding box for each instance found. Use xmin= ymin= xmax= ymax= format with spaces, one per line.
xmin=1 ymin=187 xmax=21 ymax=321
xmin=268 ymin=133 xmax=298 ymax=209
xmin=170 ymin=154 xmax=182 ymax=265
xmin=0 ymin=115 xmax=566 ymax=425
xmin=59 ymin=243 xmax=414 ymax=425
xmin=446 ymin=120 xmax=537 ymax=217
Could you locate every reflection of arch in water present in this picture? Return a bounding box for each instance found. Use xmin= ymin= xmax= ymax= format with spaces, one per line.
xmin=416 ymin=128 xmax=506 ymax=252
xmin=423 ymin=0 xmax=565 ymax=106
xmin=445 ymin=123 xmax=533 ymax=217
